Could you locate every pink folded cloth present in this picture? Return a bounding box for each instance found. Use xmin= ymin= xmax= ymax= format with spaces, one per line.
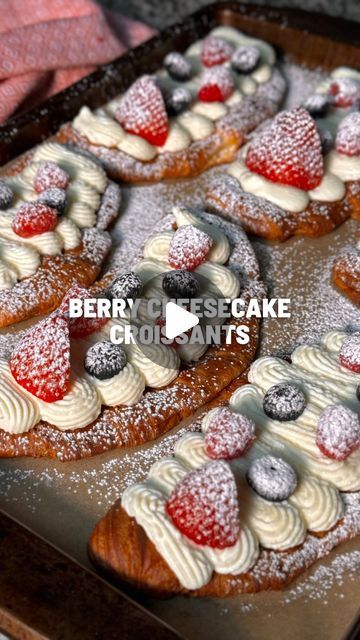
xmin=0 ymin=0 xmax=156 ymax=123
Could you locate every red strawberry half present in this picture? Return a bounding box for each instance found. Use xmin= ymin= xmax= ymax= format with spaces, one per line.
xmin=166 ymin=460 xmax=240 ymax=549
xmin=339 ymin=334 xmax=360 ymax=373
xmin=201 ymin=36 xmax=233 ymax=67
xmin=12 ymin=202 xmax=58 ymax=238
xmin=316 ymin=404 xmax=360 ymax=461
xmin=56 ymin=285 xmax=108 ymax=338
xmin=329 ymin=78 xmax=360 ymax=108
xmin=335 ymin=112 xmax=360 ymax=158
xmin=204 ymin=408 xmax=256 ymax=460
xmin=198 ymin=66 xmax=234 ymax=102
xmin=34 ymin=161 xmax=70 ymax=193
xmin=246 ymin=108 xmax=324 ymax=190
xmin=168 ymin=224 xmax=213 ymax=270
xmin=115 ymin=75 xmax=169 ymax=146
xmin=9 ymin=315 xmax=70 ymax=403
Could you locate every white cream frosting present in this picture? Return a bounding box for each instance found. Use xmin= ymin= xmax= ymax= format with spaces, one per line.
xmin=122 ymin=330 xmax=356 ymax=589
xmin=0 ymin=261 xmax=18 ymax=290
xmin=86 ymin=363 xmax=145 ymax=406
xmin=32 ymin=142 xmax=107 ymax=192
xmin=0 ymin=142 xmax=109 ymax=287
xmin=73 ymin=106 xmax=125 ymax=146
xmin=228 ymin=150 xmax=346 ymax=212
xmin=72 ymin=26 xmax=277 ymax=161
xmin=325 ymin=150 xmax=360 ymax=182
xmin=0 ymin=210 xmax=236 ymax=433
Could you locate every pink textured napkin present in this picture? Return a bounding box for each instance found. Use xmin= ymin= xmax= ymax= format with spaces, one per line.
xmin=0 ymin=0 xmax=156 ymax=123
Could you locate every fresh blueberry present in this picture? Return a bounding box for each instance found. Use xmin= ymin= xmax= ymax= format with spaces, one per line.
xmin=318 ymin=127 xmax=334 ymax=155
xmin=38 ymin=188 xmax=67 ymax=214
xmin=165 ymin=87 xmax=192 ymax=116
xmin=84 ymin=341 xmax=127 ymax=380
xmin=231 ymin=45 xmax=260 ymax=73
xmin=0 ymin=181 xmax=14 ymax=210
xmin=263 ymin=382 xmax=306 ymax=421
xmin=162 ymin=269 xmax=200 ymax=298
xmin=247 ymin=455 xmax=298 ymax=502
xmin=303 ymin=94 xmax=330 ymax=118
xmin=107 ymin=271 xmax=143 ymax=301
xmin=164 ymin=52 xmax=192 ymax=82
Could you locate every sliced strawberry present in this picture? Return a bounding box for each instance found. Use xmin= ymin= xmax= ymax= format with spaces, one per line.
xmin=246 ymin=108 xmax=324 ymax=190
xmin=12 ymin=202 xmax=58 ymax=238
xmin=9 ymin=315 xmax=70 ymax=403
xmin=56 ymin=285 xmax=108 ymax=338
xmin=34 ymin=161 xmax=70 ymax=193
xmin=168 ymin=224 xmax=213 ymax=270
xmin=166 ymin=460 xmax=240 ymax=549
xmin=198 ymin=66 xmax=234 ymax=102
xmin=316 ymin=405 xmax=360 ymax=461
xmin=336 ymin=112 xmax=360 ymax=158
xmin=115 ymin=75 xmax=169 ymax=146
xmin=204 ymin=408 xmax=256 ymax=460
xmin=339 ymin=334 xmax=360 ymax=373
xmin=201 ymin=36 xmax=233 ymax=67
xmin=329 ymin=78 xmax=360 ymax=108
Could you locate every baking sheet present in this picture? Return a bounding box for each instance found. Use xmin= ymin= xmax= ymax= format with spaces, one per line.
xmin=0 ymin=55 xmax=359 ymax=640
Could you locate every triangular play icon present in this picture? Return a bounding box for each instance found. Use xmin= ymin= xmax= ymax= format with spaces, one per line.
xmin=165 ymin=302 xmax=199 ymax=340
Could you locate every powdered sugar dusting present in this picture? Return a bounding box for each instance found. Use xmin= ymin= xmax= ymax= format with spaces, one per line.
xmin=336 ymin=112 xmax=360 ymax=157
xmin=0 ymin=58 xmax=358 ymax=639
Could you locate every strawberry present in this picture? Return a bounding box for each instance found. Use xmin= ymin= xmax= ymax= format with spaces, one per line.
xmin=12 ymin=202 xmax=58 ymax=238
xmin=34 ymin=161 xmax=70 ymax=193
xmin=9 ymin=315 xmax=70 ymax=403
xmin=198 ymin=66 xmax=234 ymax=102
xmin=316 ymin=405 xmax=360 ymax=461
xmin=56 ymin=285 xmax=108 ymax=338
xmin=115 ymin=75 xmax=169 ymax=146
xmin=339 ymin=334 xmax=360 ymax=373
xmin=168 ymin=224 xmax=213 ymax=270
xmin=204 ymin=408 xmax=256 ymax=460
xmin=201 ymin=36 xmax=233 ymax=67
xmin=246 ymin=108 xmax=324 ymax=190
xmin=335 ymin=112 xmax=360 ymax=158
xmin=329 ymin=78 xmax=360 ymax=108
xmin=166 ymin=461 xmax=240 ymax=549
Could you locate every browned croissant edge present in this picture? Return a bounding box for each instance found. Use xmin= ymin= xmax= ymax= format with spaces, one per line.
xmin=0 ymin=150 xmax=120 ymax=328
xmin=54 ymin=71 xmax=286 ymax=184
xmin=0 ymin=212 xmax=262 ymax=460
xmin=332 ymin=252 xmax=360 ymax=306
xmin=88 ymin=493 xmax=359 ymax=599
xmin=205 ymin=174 xmax=359 ymax=242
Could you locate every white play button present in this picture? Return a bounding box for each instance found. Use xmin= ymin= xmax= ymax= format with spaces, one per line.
xmin=165 ymin=302 xmax=199 ymax=340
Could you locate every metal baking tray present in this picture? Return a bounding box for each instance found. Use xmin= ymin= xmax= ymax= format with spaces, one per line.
xmin=0 ymin=3 xmax=359 ymax=639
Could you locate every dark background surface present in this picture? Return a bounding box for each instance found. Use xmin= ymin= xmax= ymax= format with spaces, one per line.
xmin=98 ymin=0 xmax=360 ymax=28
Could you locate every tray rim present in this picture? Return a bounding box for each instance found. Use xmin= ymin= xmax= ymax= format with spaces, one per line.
xmin=0 ymin=0 xmax=359 ymax=165
xmin=0 ymin=3 xmax=359 ymax=639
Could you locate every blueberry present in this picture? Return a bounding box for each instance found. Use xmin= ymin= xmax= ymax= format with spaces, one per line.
xmin=107 ymin=271 xmax=143 ymax=301
xmin=231 ymin=45 xmax=260 ymax=73
xmin=165 ymin=87 xmax=192 ymax=116
xmin=162 ymin=270 xmax=200 ymax=298
xmin=84 ymin=341 xmax=127 ymax=380
xmin=0 ymin=181 xmax=14 ymax=210
xmin=318 ymin=127 xmax=334 ymax=155
xmin=38 ymin=188 xmax=67 ymax=214
xmin=164 ymin=52 xmax=192 ymax=82
xmin=247 ymin=455 xmax=298 ymax=502
xmin=303 ymin=94 xmax=330 ymax=118
xmin=263 ymin=382 xmax=306 ymax=421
